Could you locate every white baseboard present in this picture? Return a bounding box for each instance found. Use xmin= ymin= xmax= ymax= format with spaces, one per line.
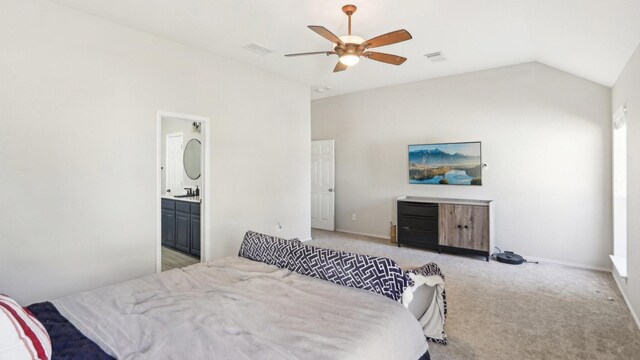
xmin=523 ymin=255 xmax=611 ymax=272
xmin=335 ymin=228 xmax=390 ymax=240
xmin=611 ymin=268 xmax=640 ymax=331
xmin=331 ymin=231 xmax=608 ymax=272
xmin=300 ymin=237 xmax=313 ymax=242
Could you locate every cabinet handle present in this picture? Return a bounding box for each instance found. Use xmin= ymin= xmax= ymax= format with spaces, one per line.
xmin=464 ymin=225 xmax=468 ymax=229
xmin=457 ymin=225 xmax=462 ymax=229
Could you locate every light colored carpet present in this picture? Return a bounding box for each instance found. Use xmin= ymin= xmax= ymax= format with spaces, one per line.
xmin=307 ymin=229 xmax=640 ymax=360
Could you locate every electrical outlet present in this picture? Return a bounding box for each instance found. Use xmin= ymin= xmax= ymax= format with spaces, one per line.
xmin=351 ymin=214 xmax=357 ymax=221
xmin=276 ymin=222 xmax=283 ymax=232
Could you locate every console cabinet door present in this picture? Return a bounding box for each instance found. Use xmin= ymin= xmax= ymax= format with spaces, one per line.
xmin=161 ymin=209 xmax=176 ymax=248
xmin=175 ymin=212 xmax=191 ymax=253
xmin=439 ymin=204 xmax=489 ymax=251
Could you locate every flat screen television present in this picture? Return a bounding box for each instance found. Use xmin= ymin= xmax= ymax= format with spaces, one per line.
xmin=408 ymin=142 xmax=482 ymax=185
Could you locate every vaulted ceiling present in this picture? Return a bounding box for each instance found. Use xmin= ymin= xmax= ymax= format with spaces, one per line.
xmin=51 ymin=0 xmax=640 ymax=99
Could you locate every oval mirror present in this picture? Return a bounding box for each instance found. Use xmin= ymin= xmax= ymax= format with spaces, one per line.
xmin=183 ymin=139 xmax=201 ymax=180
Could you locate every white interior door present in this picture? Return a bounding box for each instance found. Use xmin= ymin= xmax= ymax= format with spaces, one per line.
xmin=166 ymin=133 xmax=183 ymax=194
xmin=311 ymin=140 xmax=335 ymax=231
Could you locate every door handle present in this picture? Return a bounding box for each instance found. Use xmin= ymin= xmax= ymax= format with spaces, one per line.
xmin=328 ymin=188 xmax=334 ymax=192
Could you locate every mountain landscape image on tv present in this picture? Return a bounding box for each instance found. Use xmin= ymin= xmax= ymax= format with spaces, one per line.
xmin=408 ymin=142 xmax=482 ymax=185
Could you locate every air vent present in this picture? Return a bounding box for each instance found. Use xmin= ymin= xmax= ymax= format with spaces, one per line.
xmin=424 ymin=51 xmax=445 ymax=62
xmin=243 ymin=43 xmax=273 ymax=56
xmin=314 ymin=86 xmax=333 ymax=93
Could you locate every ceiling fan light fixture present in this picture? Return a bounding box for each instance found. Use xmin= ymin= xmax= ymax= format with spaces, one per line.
xmin=339 ymin=54 xmax=360 ymax=66
xmin=338 ymin=35 xmax=364 ymax=45
xmin=284 ymin=4 xmax=412 ymax=72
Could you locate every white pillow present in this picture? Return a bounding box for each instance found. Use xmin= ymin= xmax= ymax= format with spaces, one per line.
xmin=0 ymin=294 xmax=52 ymax=360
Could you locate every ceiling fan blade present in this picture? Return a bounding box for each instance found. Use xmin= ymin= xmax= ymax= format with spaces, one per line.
xmin=308 ymin=25 xmax=344 ymax=45
xmin=285 ymin=51 xmax=336 ymax=57
xmin=363 ymin=51 xmax=407 ymax=65
xmin=333 ymin=61 xmax=348 ymax=72
xmin=361 ymin=29 xmax=412 ymax=49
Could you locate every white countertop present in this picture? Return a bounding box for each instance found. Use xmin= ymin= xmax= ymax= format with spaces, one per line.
xmin=161 ymin=195 xmax=201 ymax=203
xmin=397 ymin=196 xmax=492 ymax=206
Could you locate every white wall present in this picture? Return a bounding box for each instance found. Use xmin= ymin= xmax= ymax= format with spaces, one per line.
xmin=612 ymin=42 xmax=640 ymax=326
xmin=312 ymin=62 xmax=611 ymax=269
xmin=0 ymin=0 xmax=310 ymax=305
xmin=161 ymin=117 xmax=203 ymax=194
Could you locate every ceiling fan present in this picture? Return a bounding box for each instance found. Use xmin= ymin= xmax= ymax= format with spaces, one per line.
xmin=285 ymin=4 xmax=412 ymax=72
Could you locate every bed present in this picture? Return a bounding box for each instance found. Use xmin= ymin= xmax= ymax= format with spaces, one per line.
xmin=10 ymin=232 xmax=446 ymax=359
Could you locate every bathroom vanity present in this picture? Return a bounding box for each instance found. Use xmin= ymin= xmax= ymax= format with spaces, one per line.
xmin=161 ymin=196 xmax=201 ymax=257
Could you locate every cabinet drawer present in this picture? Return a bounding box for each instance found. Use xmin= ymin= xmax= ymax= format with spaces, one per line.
xmin=161 ymin=199 xmax=175 ymax=210
xmin=176 ymin=201 xmax=191 ymax=214
xmin=398 ymin=215 xmax=438 ymax=232
xmin=191 ymin=203 xmax=201 ymax=216
xmin=398 ymin=228 xmax=438 ymax=247
xmin=398 ymin=202 xmax=438 ymax=217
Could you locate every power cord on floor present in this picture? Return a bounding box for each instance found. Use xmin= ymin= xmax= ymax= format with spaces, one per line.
xmin=492 ymin=247 xmax=502 ymax=257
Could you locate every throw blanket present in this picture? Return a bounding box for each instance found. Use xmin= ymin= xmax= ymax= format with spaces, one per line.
xmin=402 ymin=263 xmax=448 ymax=345
xmin=26 ymin=302 xmax=115 ymax=360
xmin=52 ymin=257 xmax=428 ymax=360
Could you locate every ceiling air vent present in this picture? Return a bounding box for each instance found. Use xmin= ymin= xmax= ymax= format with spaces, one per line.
xmin=243 ymin=43 xmax=273 ymax=56
xmin=314 ymin=86 xmax=333 ymax=93
xmin=424 ymin=51 xmax=445 ymax=62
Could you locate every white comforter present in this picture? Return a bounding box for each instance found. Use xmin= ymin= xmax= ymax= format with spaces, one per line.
xmin=53 ymin=256 xmax=428 ymax=360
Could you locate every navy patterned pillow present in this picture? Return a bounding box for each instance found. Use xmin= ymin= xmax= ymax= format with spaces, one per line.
xmin=287 ymin=244 xmax=412 ymax=301
xmin=238 ymin=230 xmax=302 ymax=268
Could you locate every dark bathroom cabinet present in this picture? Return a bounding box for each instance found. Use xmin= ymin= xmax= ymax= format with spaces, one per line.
xmin=162 ymin=198 xmax=201 ymax=258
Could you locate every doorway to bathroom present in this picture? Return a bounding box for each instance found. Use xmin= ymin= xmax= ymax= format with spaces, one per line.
xmin=156 ymin=111 xmax=210 ymax=272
